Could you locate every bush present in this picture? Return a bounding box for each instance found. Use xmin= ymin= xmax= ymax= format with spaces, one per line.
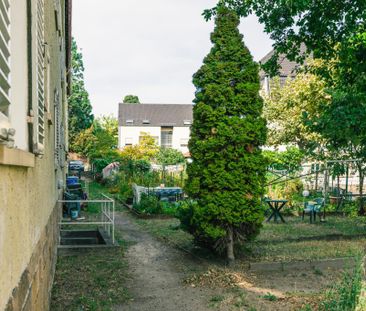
xmin=133 ymin=194 xmax=163 ymax=215
xmin=176 ymin=200 xmax=197 ymax=233
xmin=155 ymin=148 xmax=185 ymax=166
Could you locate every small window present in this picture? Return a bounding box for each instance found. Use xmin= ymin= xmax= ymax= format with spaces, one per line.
xmin=125 ymin=137 xmax=133 ymax=145
xmin=183 ymin=120 xmax=191 ymax=125
xmin=142 ymin=119 xmax=150 ymax=124
xmin=126 ymin=119 xmax=134 ymax=125
xmin=180 ymin=138 xmax=189 ymax=147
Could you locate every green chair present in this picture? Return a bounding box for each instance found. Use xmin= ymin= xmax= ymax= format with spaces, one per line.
xmin=302 ymin=198 xmax=324 ymax=223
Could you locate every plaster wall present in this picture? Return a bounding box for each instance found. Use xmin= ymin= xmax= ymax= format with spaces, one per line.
xmin=0 ymin=0 xmax=68 ymax=309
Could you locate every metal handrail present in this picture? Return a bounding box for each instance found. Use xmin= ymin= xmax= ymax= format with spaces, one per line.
xmin=58 ymin=193 xmax=115 ymax=244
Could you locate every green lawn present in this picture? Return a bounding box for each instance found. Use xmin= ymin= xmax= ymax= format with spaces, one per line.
xmin=85 ymin=180 xmax=366 ymax=262
xmin=135 ymin=216 xmax=366 ymax=262
xmin=50 ymin=247 xmax=129 ymax=311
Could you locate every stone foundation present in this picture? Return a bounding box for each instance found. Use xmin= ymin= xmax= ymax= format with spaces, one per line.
xmin=5 ymin=205 xmax=59 ymax=311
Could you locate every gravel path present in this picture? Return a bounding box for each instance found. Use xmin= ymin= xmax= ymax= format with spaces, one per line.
xmin=113 ymin=210 xmax=214 ymax=311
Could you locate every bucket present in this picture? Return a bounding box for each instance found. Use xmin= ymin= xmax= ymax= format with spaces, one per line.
xmin=71 ymin=209 xmax=79 ymax=220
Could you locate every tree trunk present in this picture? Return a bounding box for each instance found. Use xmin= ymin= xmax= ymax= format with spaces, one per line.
xmin=358 ymin=165 xmax=365 ymax=216
xmin=315 ymin=169 xmax=319 ymax=191
xmin=227 ymin=226 xmax=235 ymax=265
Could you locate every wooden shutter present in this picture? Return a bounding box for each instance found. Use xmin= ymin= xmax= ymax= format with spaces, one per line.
xmin=0 ymin=0 xmax=10 ymax=117
xmin=54 ymin=89 xmax=61 ymax=166
xmin=33 ymin=0 xmax=45 ymax=155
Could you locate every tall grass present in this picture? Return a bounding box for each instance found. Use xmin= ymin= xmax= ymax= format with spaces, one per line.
xmin=320 ymin=256 xmax=364 ymax=311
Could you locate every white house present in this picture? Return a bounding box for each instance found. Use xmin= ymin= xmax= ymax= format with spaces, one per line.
xmin=118 ymin=103 xmax=193 ymax=154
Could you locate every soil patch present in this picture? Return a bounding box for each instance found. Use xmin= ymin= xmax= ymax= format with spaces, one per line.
xmin=112 ymin=210 xmax=215 ymax=311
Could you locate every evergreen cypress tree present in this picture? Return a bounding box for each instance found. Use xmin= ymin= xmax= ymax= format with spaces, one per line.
xmin=185 ymin=5 xmax=267 ymax=262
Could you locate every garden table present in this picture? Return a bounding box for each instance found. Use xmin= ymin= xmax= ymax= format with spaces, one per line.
xmin=150 ymin=187 xmax=183 ymax=202
xmin=265 ymin=199 xmax=288 ymax=223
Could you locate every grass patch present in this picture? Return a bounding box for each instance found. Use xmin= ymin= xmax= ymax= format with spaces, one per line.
xmin=50 ymin=247 xmax=129 ymax=311
xmin=262 ymin=292 xmax=278 ymax=301
xmin=319 ymin=257 xmax=363 ymax=311
xmin=134 ymin=214 xmax=365 ymax=262
xmin=135 ymin=217 xmax=194 ymax=250
xmin=86 ymin=179 xmax=365 ymax=263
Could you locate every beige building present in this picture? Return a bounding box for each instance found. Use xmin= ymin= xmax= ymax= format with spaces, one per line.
xmin=0 ymin=0 xmax=71 ymax=310
xmin=118 ymin=103 xmax=193 ymax=154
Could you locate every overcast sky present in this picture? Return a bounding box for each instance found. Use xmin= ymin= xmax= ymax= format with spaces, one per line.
xmin=72 ymin=0 xmax=273 ymax=117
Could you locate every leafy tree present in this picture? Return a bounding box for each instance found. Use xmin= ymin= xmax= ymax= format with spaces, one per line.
xmin=73 ymin=116 xmax=119 ymax=162
xmin=155 ymin=148 xmax=185 ymax=166
xmin=262 ymin=68 xmax=329 ymax=152
xmin=304 ymin=33 xmax=366 ymax=214
xmin=123 ymin=95 xmax=140 ymax=104
xmin=264 ymin=147 xmax=305 ymax=174
xmin=203 ymin=1 xmax=366 ymax=76
xmin=184 ymin=6 xmax=267 ymax=262
xmin=119 ymin=133 xmax=159 ymax=161
xmin=68 ymin=38 xmax=94 ymax=151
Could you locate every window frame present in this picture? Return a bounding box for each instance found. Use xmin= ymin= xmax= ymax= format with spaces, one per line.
xmin=0 ymin=0 xmax=13 ymax=147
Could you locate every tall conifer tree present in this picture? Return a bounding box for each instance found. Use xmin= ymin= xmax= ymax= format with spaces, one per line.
xmin=185 ymin=5 xmax=267 ymax=262
xmin=68 ymin=39 xmax=94 ymax=151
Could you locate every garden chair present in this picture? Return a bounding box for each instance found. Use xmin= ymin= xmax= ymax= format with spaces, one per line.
xmin=302 ymin=197 xmax=324 ymax=223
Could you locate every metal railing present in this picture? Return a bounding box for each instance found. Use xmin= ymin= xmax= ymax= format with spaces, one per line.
xmin=57 ymin=194 xmax=115 ymax=245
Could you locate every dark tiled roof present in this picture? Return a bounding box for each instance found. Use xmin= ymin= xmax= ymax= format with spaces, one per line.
xmin=118 ymin=103 xmax=193 ymax=127
xmin=259 ymin=45 xmax=307 ymax=80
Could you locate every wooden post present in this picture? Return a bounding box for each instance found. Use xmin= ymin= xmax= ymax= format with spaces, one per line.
xmin=323 ymin=163 xmax=328 ymax=220
xmin=345 ymin=164 xmax=349 ymax=194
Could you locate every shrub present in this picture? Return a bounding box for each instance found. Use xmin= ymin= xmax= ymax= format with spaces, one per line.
xmin=176 ymin=200 xmax=197 ymax=233
xmin=155 ymin=148 xmax=185 ymax=166
xmin=133 ymin=194 xmax=163 ymax=215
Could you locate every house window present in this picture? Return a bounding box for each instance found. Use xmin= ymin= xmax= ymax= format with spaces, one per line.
xmin=54 ymin=89 xmax=62 ymax=166
xmin=125 ymin=137 xmax=133 ymax=146
xmin=183 ymin=120 xmax=191 ymax=126
xmin=126 ymin=119 xmax=133 ymax=125
xmin=142 ymin=119 xmax=150 ymax=124
xmin=161 ymin=127 xmax=173 ymax=148
xmin=180 ymin=138 xmax=189 ymax=147
xmin=33 ymin=0 xmax=45 ymax=155
xmin=0 ymin=0 xmax=11 ymax=118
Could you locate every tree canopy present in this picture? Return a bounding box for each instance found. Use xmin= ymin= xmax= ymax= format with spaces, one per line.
xmin=203 ymin=1 xmax=366 ymax=76
xmin=183 ymin=5 xmax=267 ymax=262
xmin=119 ymin=133 xmax=159 ymax=161
xmin=68 ymin=38 xmax=94 ymax=151
xmin=73 ymin=115 xmax=118 ymax=160
xmin=262 ymin=68 xmax=329 ymax=153
xmin=123 ymin=95 xmax=140 ymax=104
xmin=155 ymin=148 xmax=185 ymax=166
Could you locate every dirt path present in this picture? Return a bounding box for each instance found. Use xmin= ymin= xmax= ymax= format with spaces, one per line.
xmin=113 ymin=210 xmax=215 ymax=311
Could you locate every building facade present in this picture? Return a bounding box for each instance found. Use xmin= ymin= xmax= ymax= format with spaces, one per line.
xmin=0 ymin=0 xmax=71 ymax=310
xmin=259 ymin=45 xmax=307 ymax=95
xmin=118 ymin=103 xmax=193 ymax=154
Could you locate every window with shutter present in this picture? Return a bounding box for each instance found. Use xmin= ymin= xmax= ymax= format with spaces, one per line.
xmin=54 ymin=89 xmax=61 ymax=166
xmin=0 ymin=0 xmax=11 ymax=118
xmin=33 ymin=0 xmax=45 ymax=155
